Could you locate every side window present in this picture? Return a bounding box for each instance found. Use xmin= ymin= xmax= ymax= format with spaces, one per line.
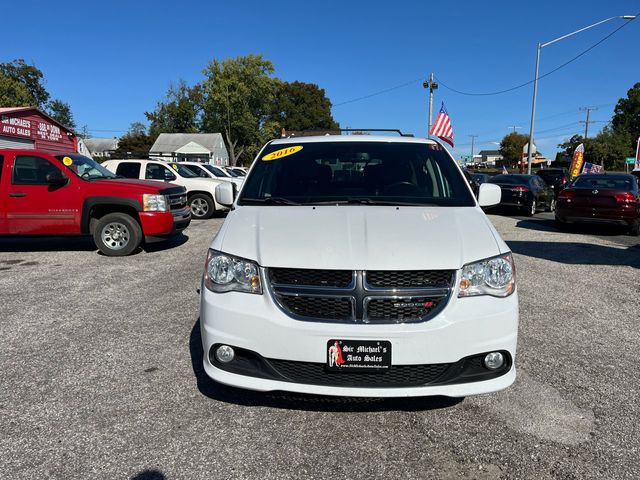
xmin=145 ymin=163 xmax=175 ymax=181
xmin=115 ymin=162 xmax=141 ymax=178
xmin=12 ymin=155 xmax=59 ymax=185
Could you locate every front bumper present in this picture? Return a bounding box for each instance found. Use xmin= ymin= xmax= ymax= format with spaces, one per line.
xmin=142 ymin=207 xmax=191 ymax=242
xmin=199 ymin=280 xmax=518 ymax=398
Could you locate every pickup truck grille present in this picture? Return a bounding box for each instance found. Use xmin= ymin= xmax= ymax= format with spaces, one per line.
xmin=160 ymin=187 xmax=188 ymax=211
xmin=267 ymin=268 xmax=454 ymax=324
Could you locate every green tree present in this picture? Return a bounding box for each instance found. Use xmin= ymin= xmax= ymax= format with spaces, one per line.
xmin=499 ymin=132 xmax=530 ymax=165
xmin=0 ymin=59 xmax=50 ymax=108
xmin=47 ymin=99 xmax=76 ymax=130
xmin=611 ymin=82 xmax=640 ymax=149
xmin=201 ymin=54 xmax=278 ymax=166
xmin=146 ymin=80 xmax=202 ymax=137
xmin=558 ymin=128 xmax=632 ymax=170
xmin=270 ymin=81 xmax=339 ymax=132
xmin=0 ymin=75 xmax=34 ymax=107
xmin=111 ymin=122 xmax=154 ymax=159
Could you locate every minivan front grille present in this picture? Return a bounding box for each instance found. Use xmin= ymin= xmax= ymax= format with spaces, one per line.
xmin=268 ymin=268 xmax=454 ymax=324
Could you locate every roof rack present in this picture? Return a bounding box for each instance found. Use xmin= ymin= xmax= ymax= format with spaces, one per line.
xmin=281 ymin=128 xmax=415 ymax=138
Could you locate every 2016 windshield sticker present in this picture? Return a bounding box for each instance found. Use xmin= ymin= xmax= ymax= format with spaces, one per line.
xmin=62 ymin=156 xmax=73 ymax=166
xmin=262 ymin=146 xmax=303 ymax=161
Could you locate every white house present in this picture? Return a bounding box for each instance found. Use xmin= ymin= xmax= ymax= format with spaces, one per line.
xmin=149 ymin=133 xmax=229 ymax=165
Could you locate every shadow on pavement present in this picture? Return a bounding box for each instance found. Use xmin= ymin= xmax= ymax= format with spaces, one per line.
xmin=189 ymin=319 xmax=463 ymax=412
xmin=0 ymin=233 xmax=188 ymax=254
xmin=507 ymin=240 xmax=640 ymax=268
xmin=130 ymin=470 xmax=165 ymax=480
xmin=515 ymin=218 xmax=630 ymax=236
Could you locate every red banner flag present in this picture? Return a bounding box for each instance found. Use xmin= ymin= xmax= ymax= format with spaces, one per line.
xmin=569 ymin=143 xmax=585 ymax=178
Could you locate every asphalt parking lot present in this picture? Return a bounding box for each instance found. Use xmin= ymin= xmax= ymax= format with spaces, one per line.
xmin=1 ymin=212 xmax=639 ymax=480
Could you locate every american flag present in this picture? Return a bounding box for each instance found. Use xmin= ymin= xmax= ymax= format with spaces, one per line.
xmin=430 ymin=102 xmax=454 ymax=147
xmin=582 ymin=162 xmax=604 ymax=174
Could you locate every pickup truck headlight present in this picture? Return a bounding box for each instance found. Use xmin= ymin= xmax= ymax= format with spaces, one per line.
xmin=143 ymin=194 xmax=168 ymax=212
xmin=204 ymin=250 xmax=262 ymax=294
xmin=458 ymin=253 xmax=515 ymax=298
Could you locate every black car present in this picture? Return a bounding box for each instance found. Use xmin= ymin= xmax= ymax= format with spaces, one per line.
xmin=536 ymin=168 xmax=569 ymax=198
xmin=488 ymin=174 xmax=555 ymax=216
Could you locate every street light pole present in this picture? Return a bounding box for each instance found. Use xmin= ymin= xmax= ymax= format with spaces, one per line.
xmin=423 ymin=73 xmax=438 ymax=138
xmin=526 ymin=15 xmax=637 ymax=174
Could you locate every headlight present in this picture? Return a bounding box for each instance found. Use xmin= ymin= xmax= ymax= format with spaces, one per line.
xmin=143 ymin=194 xmax=168 ymax=212
xmin=458 ymin=253 xmax=515 ymax=298
xmin=204 ymin=250 xmax=262 ymax=294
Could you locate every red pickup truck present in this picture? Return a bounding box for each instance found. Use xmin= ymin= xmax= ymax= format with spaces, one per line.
xmin=0 ymin=149 xmax=191 ymax=256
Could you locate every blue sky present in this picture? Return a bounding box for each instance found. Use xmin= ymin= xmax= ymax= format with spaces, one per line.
xmin=2 ymin=0 xmax=638 ymax=159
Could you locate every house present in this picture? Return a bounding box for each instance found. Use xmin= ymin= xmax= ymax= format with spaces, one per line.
xmin=478 ymin=150 xmax=503 ymax=167
xmin=84 ymin=137 xmax=119 ymax=158
xmin=149 ymin=133 xmax=229 ymax=165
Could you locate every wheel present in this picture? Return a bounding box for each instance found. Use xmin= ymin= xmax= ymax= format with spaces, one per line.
xmin=189 ymin=193 xmax=215 ymax=219
xmin=546 ymin=198 xmax=556 ymax=212
xmin=93 ymin=212 xmax=142 ymax=256
xmin=629 ymin=221 xmax=640 ymax=236
xmin=525 ymin=200 xmax=536 ymax=217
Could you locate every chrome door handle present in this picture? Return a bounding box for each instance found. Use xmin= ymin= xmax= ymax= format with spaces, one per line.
xmin=9 ymin=192 xmax=27 ymax=197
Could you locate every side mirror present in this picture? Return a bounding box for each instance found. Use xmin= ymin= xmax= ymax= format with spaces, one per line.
xmin=215 ymin=182 xmax=235 ymax=207
xmin=478 ymin=183 xmax=501 ymax=207
xmin=164 ymin=170 xmax=176 ymax=181
xmin=45 ymin=170 xmax=68 ymax=187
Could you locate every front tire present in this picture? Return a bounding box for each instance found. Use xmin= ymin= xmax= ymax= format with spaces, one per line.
xmin=629 ymin=221 xmax=640 ymax=237
xmin=189 ymin=194 xmax=215 ymax=219
xmin=93 ymin=213 xmax=142 ymax=256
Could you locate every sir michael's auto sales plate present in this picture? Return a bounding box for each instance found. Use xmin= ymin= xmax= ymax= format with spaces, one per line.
xmin=326 ymin=340 xmax=391 ymax=371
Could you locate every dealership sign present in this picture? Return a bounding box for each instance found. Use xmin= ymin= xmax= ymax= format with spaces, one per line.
xmin=1 ymin=114 xmax=64 ymax=143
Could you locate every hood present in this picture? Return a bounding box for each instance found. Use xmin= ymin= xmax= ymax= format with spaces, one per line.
xmin=91 ymin=178 xmax=175 ymax=193
xmin=215 ymin=206 xmax=504 ymax=270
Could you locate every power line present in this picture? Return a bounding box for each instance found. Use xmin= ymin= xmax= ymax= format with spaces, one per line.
xmin=435 ymin=15 xmax=637 ymax=97
xmin=333 ymin=78 xmax=424 ymax=107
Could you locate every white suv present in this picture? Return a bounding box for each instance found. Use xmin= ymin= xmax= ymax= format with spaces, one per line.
xmin=178 ymin=161 xmax=244 ymax=189
xmin=200 ymin=135 xmax=517 ymax=398
xmin=102 ymin=159 xmax=227 ymax=219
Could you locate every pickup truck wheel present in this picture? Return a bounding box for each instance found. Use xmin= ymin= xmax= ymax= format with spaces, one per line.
xmin=189 ymin=194 xmax=215 ymax=219
xmin=93 ymin=213 xmax=142 ymax=256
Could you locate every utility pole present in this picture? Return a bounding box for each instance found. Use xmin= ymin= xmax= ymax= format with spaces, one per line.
xmin=507 ymin=126 xmax=521 ymax=134
xmin=423 ymin=73 xmax=438 ymax=138
xmin=579 ymin=106 xmax=598 ymax=138
xmin=469 ymin=135 xmax=478 ymax=165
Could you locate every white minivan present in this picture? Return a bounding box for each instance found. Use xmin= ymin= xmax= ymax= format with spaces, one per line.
xmin=200 ymin=134 xmax=517 ymax=398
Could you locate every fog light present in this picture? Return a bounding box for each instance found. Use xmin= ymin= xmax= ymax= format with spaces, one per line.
xmin=484 ymin=352 xmax=504 ymax=370
xmin=215 ymin=345 xmax=235 ymax=363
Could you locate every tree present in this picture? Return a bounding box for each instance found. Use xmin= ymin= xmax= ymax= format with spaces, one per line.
xmin=146 ymin=80 xmax=202 ymax=137
xmin=201 ymin=54 xmax=278 ymax=166
xmin=0 ymin=59 xmax=49 ymax=108
xmin=269 ymin=81 xmax=339 ymax=132
xmin=558 ymin=128 xmax=632 ymax=170
xmin=0 ymin=75 xmax=34 ymax=107
xmin=47 ymin=99 xmax=76 ymax=130
xmin=111 ymin=122 xmax=154 ymax=159
xmin=611 ymin=82 xmax=640 ymax=149
xmin=499 ymin=132 xmax=530 ymax=165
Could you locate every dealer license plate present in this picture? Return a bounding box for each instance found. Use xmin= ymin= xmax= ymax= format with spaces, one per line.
xmin=326 ymin=339 xmax=391 ymax=372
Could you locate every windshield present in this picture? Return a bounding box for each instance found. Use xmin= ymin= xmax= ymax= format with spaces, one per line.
xmin=55 ymin=154 xmax=116 ymax=180
xmin=224 ymin=168 xmax=240 ymax=177
xmin=168 ymin=163 xmax=199 ymax=178
xmin=489 ymin=175 xmax=531 ymax=185
xmin=203 ymin=164 xmax=227 ymax=177
xmin=572 ymin=175 xmax=634 ymax=191
xmin=233 ymin=168 xmax=247 ymax=176
xmin=238 ymin=141 xmax=475 ymax=207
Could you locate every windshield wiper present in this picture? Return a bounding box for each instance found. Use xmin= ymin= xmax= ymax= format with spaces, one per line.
xmin=241 ymin=197 xmax=301 ymax=206
xmin=309 ymin=198 xmax=436 ymax=206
